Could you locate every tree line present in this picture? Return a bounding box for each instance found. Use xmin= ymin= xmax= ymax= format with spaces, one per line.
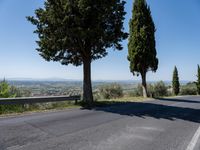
xmin=26 ymin=0 xmax=199 ymax=105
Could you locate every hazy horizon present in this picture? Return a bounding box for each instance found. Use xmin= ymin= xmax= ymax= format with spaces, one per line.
xmin=1 ymin=77 xmax=193 ymax=83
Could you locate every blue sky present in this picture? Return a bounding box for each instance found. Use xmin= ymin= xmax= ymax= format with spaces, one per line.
xmin=0 ymin=0 xmax=200 ymax=81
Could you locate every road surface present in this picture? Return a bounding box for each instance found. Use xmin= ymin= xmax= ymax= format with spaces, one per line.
xmin=0 ymin=96 xmax=200 ymax=150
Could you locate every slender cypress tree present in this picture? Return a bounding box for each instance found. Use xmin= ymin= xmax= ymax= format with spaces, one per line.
xmin=172 ymin=66 xmax=180 ymax=95
xmin=128 ymin=0 xmax=158 ymax=98
xmin=196 ymin=65 xmax=200 ymax=95
xmin=27 ymin=0 xmax=128 ymax=105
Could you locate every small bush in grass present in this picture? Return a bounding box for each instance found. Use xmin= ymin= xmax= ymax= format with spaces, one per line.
xmin=129 ymin=82 xmax=168 ymax=98
xmin=147 ymin=84 xmax=154 ymax=97
xmin=128 ymin=84 xmax=143 ymax=97
xmin=152 ymin=81 xmax=168 ymax=97
xmin=127 ymin=91 xmax=137 ymax=97
xmin=180 ymin=87 xmax=197 ymax=95
xmin=180 ymin=82 xmax=197 ymax=95
xmin=0 ymin=80 xmax=26 ymax=114
xmin=99 ymin=84 xmax=123 ymax=99
xmin=93 ymin=91 xmax=101 ymax=101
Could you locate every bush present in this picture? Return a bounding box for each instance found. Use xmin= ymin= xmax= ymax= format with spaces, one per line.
xmin=180 ymin=87 xmax=197 ymax=95
xmin=147 ymin=84 xmax=154 ymax=97
xmin=0 ymin=80 xmax=25 ymax=114
xmin=93 ymin=91 xmax=101 ymax=101
xmin=152 ymin=81 xmax=168 ymax=97
xmin=99 ymin=84 xmax=123 ymax=99
xmin=128 ymin=82 xmax=168 ymax=98
xmin=180 ymin=82 xmax=197 ymax=95
xmin=129 ymin=84 xmax=143 ymax=97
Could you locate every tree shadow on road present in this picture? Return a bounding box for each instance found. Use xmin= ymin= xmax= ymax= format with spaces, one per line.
xmin=158 ymin=97 xmax=200 ymax=104
xmin=84 ymin=98 xmax=200 ymax=123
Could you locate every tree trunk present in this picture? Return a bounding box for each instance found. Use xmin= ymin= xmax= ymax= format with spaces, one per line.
xmin=83 ymin=59 xmax=93 ymax=105
xmin=141 ymin=72 xmax=148 ymax=98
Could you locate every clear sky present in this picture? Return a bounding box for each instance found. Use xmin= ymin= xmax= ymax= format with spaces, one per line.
xmin=0 ymin=0 xmax=200 ymax=81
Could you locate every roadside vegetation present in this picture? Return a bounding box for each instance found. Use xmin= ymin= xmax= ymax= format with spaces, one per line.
xmin=0 ymin=80 xmax=25 ymax=114
xmin=180 ymin=82 xmax=197 ymax=95
xmin=0 ymin=81 xmax=148 ymax=115
xmin=0 ymin=78 xmax=200 ymax=115
xmin=0 ymin=80 xmax=80 ymax=115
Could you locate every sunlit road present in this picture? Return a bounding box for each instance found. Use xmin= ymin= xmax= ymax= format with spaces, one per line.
xmin=0 ymin=96 xmax=200 ymax=150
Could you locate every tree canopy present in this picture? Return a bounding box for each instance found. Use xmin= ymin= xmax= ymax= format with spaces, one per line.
xmin=27 ymin=0 xmax=128 ymax=66
xmin=128 ymin=0 xmax=158 ymax=76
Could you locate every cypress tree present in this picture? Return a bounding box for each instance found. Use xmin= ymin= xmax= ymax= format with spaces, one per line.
xmin=196 ymin=65 xmax=200 ymax=95
xmin=172 ymin=66 xmax=180 ymax=95
xmin=128 ymin=0 xmax=158 ymax=98
xmin=27 ymin=0 xmax=128 ymax=105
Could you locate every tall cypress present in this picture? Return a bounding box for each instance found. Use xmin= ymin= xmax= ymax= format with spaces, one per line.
xmin=172 ymin=66 xmax=180 ymax=95
xmin=128 ymin=0 xmax=158 ymax=98
xmin=196 ymin=65 xmax=200 ymax=95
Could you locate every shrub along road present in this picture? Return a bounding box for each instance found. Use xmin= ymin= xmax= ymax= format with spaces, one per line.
xmin=0 ymin=96 xmax=200 ymax=150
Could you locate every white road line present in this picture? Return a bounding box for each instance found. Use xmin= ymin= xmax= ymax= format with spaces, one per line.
xmin=186 ymin=125 xmax=200 ymax=150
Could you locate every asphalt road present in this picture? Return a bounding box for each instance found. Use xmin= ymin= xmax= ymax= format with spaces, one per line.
xmin=0 ymin=96 xmax=200 ymax=150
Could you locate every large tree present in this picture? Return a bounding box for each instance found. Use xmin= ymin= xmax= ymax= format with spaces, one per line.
xmin=27 ymin=0 xmax=128 ymax=105
xmin=196 ymin=65 xmax=200 ymax=95
xmin=172 ymin=66 xmax=180 ymax=95
xmin=128 ymin=0 xmax=158 ymax=97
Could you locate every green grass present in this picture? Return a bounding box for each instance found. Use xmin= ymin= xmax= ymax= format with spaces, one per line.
xmin=0 ymin=96 xmax=152 ymax=116
xmin=0 ymin=101 xmax=81 ymax=116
